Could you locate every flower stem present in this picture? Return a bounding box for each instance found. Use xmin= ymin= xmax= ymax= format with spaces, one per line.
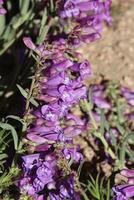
xmin=83 ymin=99 xmax=116 ymax=160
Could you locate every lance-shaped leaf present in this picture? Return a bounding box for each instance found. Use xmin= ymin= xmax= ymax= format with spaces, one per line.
xmin=17 ymin=84 xmax=39 ymax=107
xmin=0 ymin=122 xmax=18 ymax=150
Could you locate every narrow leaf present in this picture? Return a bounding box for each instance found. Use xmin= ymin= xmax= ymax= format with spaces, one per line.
xmin=0 ymin=122 xmax=18 ymax=150
xmin=17 ymin=84 xmax=39 ymax=107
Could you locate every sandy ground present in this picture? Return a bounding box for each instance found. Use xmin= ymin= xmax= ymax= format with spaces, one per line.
xmin=78 ymin=0 xmax=134 ymax=89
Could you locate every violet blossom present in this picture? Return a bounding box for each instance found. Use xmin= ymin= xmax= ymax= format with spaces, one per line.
xmin=25 ymin=39 xmax=89 ymax=145
xmin=121 ymin=86 xmax=134 ymax=106
xmin=89 ymin=83 xmax=111 ymax=110
xmin=0 ymin=0 xmax=6 ymax=14
xmin=20 ymin=38 xmax=87 ymax=199
xmin=59 ymin=0 xmax=111 ymax=44
xmin=19 ymin=152 xmax=81 ymax=199
xmin=20 ymin=1 xmax=112 ymax=198
xmin=113 ymin=169 xmax=134 ymax=200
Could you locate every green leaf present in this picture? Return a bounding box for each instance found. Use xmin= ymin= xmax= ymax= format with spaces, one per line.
xmin=2 ymin=25 xmax=15 ymax=41
xmin=0 ymin=122 xmax=18 ymax=150
xmin=0 ymin=166 xmax=20 ymax=191
xmin=77 ymin=159 xmax=85 ymax=177
xmin=106 ymin=180 xmax=110 ymax=200
xmin=0 ymin=154 xmax=8 ymax=161
xmin=119 ymin=143 xmax=126 ymax=169
xmin=88 ymin=88 xmax=94 ymax=109
xmin=104 ymin=119 xmax=110 ymax=131
xmin=87 ymin=183 xmax=99 ymax=199
xmin=100 ymin=177 xmax=105 ymax=195
xmin=12 ymin=9 xmax=33 ymax=30
xmin=95 ymin=173 xmax=100 ymax=198
xmin=126 ymin=147 xmax=134 ymax=162
xmin=84 ymin=174 xmax=111 ymax=200
xmin=17 ymin=84 xmax=39 ymax=107
xmin=116 ymin=123 xmax=125 ymax=135
xmin=124 ymin=133 xmax=134 ymax=143
xmin=109 ymin=129 xmax=117 ymax=147
xmin=118 ymin=133 xmax=134 ymax=166
xmin=81 ymin=191 xmax=89 ymax=200
xmin=87 ymin=175 xmax=100 ymax=199
xmin=0 ymin=15 xmax=6 ymax=36
xmin=6 ymin=115 xmax=24 ymax=124
xmin=19 ymin=0 xmax=31 ymax=15
xmin=50 ymin=0 xmax=54 ymax=12
xmin=37 ymin=8 xmax=48 ymax=44
xmin=100 ymin=110 xmax=105 ymax=135
xmin=0 ymin=129 xmax=10 ymax=146
xmin=0 ymin=29 xmax=23 ymax=55
xmin=117 ymin=101 xmax=125 ymax=124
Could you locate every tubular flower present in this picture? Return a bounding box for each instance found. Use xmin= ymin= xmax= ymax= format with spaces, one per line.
xmin=25 ymin=39 xmax=90 ymax=145
xmin=19 ymin=39 xmax=87 ymax=199
xmin=113 ymin=169 xmax=134 ymax=200
xmin=121 ymin=86 xmax=134 ymax=106
xmin=19 ymin=0 xmax=112 ymax=197
xmin=59 ymin=0 xmax=111 ymax=44
xmin=19 ymin=152 xmax=81 ymax=199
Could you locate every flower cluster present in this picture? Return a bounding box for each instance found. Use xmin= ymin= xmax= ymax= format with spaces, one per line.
xmin=19 ymin=153 xmax=81 ymax=200
xmin=113 ymin=169 xmax=134 ymax=200
xmin=19 ymin=38 xmax=91 ymax=199
xmin=19 ymin=0 xmax=112 ymax=199
xmin=0 ymin=0 xmax=6 ymax=15
xmin=59 ymin=0 xmax=111 ymax=44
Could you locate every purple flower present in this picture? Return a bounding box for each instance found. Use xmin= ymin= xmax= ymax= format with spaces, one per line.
xmin=62 ymin=145 xmax=83 ymax=162
xmin=121 ymin=169 xmax=134 ymax=178
xmin=105 ymin=128 xmax=119 ymax=144
xmin=28 ymin=124 xmax=64 ymax=142
xmin=113 ymin=169 xmax=134 ymax=200
xmin=43 ymin=72 xmax=71 ymax=87
xmin=121 ymin=86 xmax=134 ymax=106
xmin=64 ymin=125 xmax=85 ymax=139
xmin=41 ymin=102 xmax=68 ymax=120
xmin=125 ymin=112 xmax=134 ymax=121
xmin=27 ymin=110 xmax=85 ymax=143
xmin=20 ymin=153 xmax=58 ymax=193
xmin=93 ymin=96 xmax=111 ymax=109
xmin=121 ymin=169 xmax=134 ymax=184
xmin=20 ymin=32 xmax=91 ymax=200
xmin=79 ymin=60 xmax=92 ymax=80
xmin=20 ymin=152 xmax=81 ymax=200
xmin=23 ymin=37 xmax=36 ymax=50
xmin=18 ymin=0 xmax=112 ymax=199
xmin=59 ymin=0 xmax=111 ymax=44
xmin=0 ymin=0 xmax=6 ymax=15
xmin=58 ymin=175 xmax=80 ymax=200
xmin=92 ymin=84 xmax=105 ymax=97
xmin=113 ymin=184 xmax=134 ymax=200
xmin=92 ymin=111 xmax=101 ymax=122
xmin=27 ymin=133 xmax=55 ymax=144
xmin=52 ymin=59 xmax=73 ymax=72
xmin=22 ymin=154 xmax=40 ymax=171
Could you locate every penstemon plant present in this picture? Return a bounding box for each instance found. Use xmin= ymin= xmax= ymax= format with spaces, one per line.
xmin=0 ymin=1 xmax=134 ymax=200
xmin=82 ymin=173 xmax=111 ymax=200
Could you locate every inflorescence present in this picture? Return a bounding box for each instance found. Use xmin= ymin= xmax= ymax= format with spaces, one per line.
xmin=16 ymin=1 xmax=134 ymax=200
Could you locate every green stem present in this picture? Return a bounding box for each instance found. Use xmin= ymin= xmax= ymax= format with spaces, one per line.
xmin=83 ymin=99 xmax=116 ymax=160
xmin=23 ymin=17 xmax=56 ymax=125
xmin=25 ymin=75 xmax=36 ymax=112
xmin=100 ymin=134 xmax=116 ymax=159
